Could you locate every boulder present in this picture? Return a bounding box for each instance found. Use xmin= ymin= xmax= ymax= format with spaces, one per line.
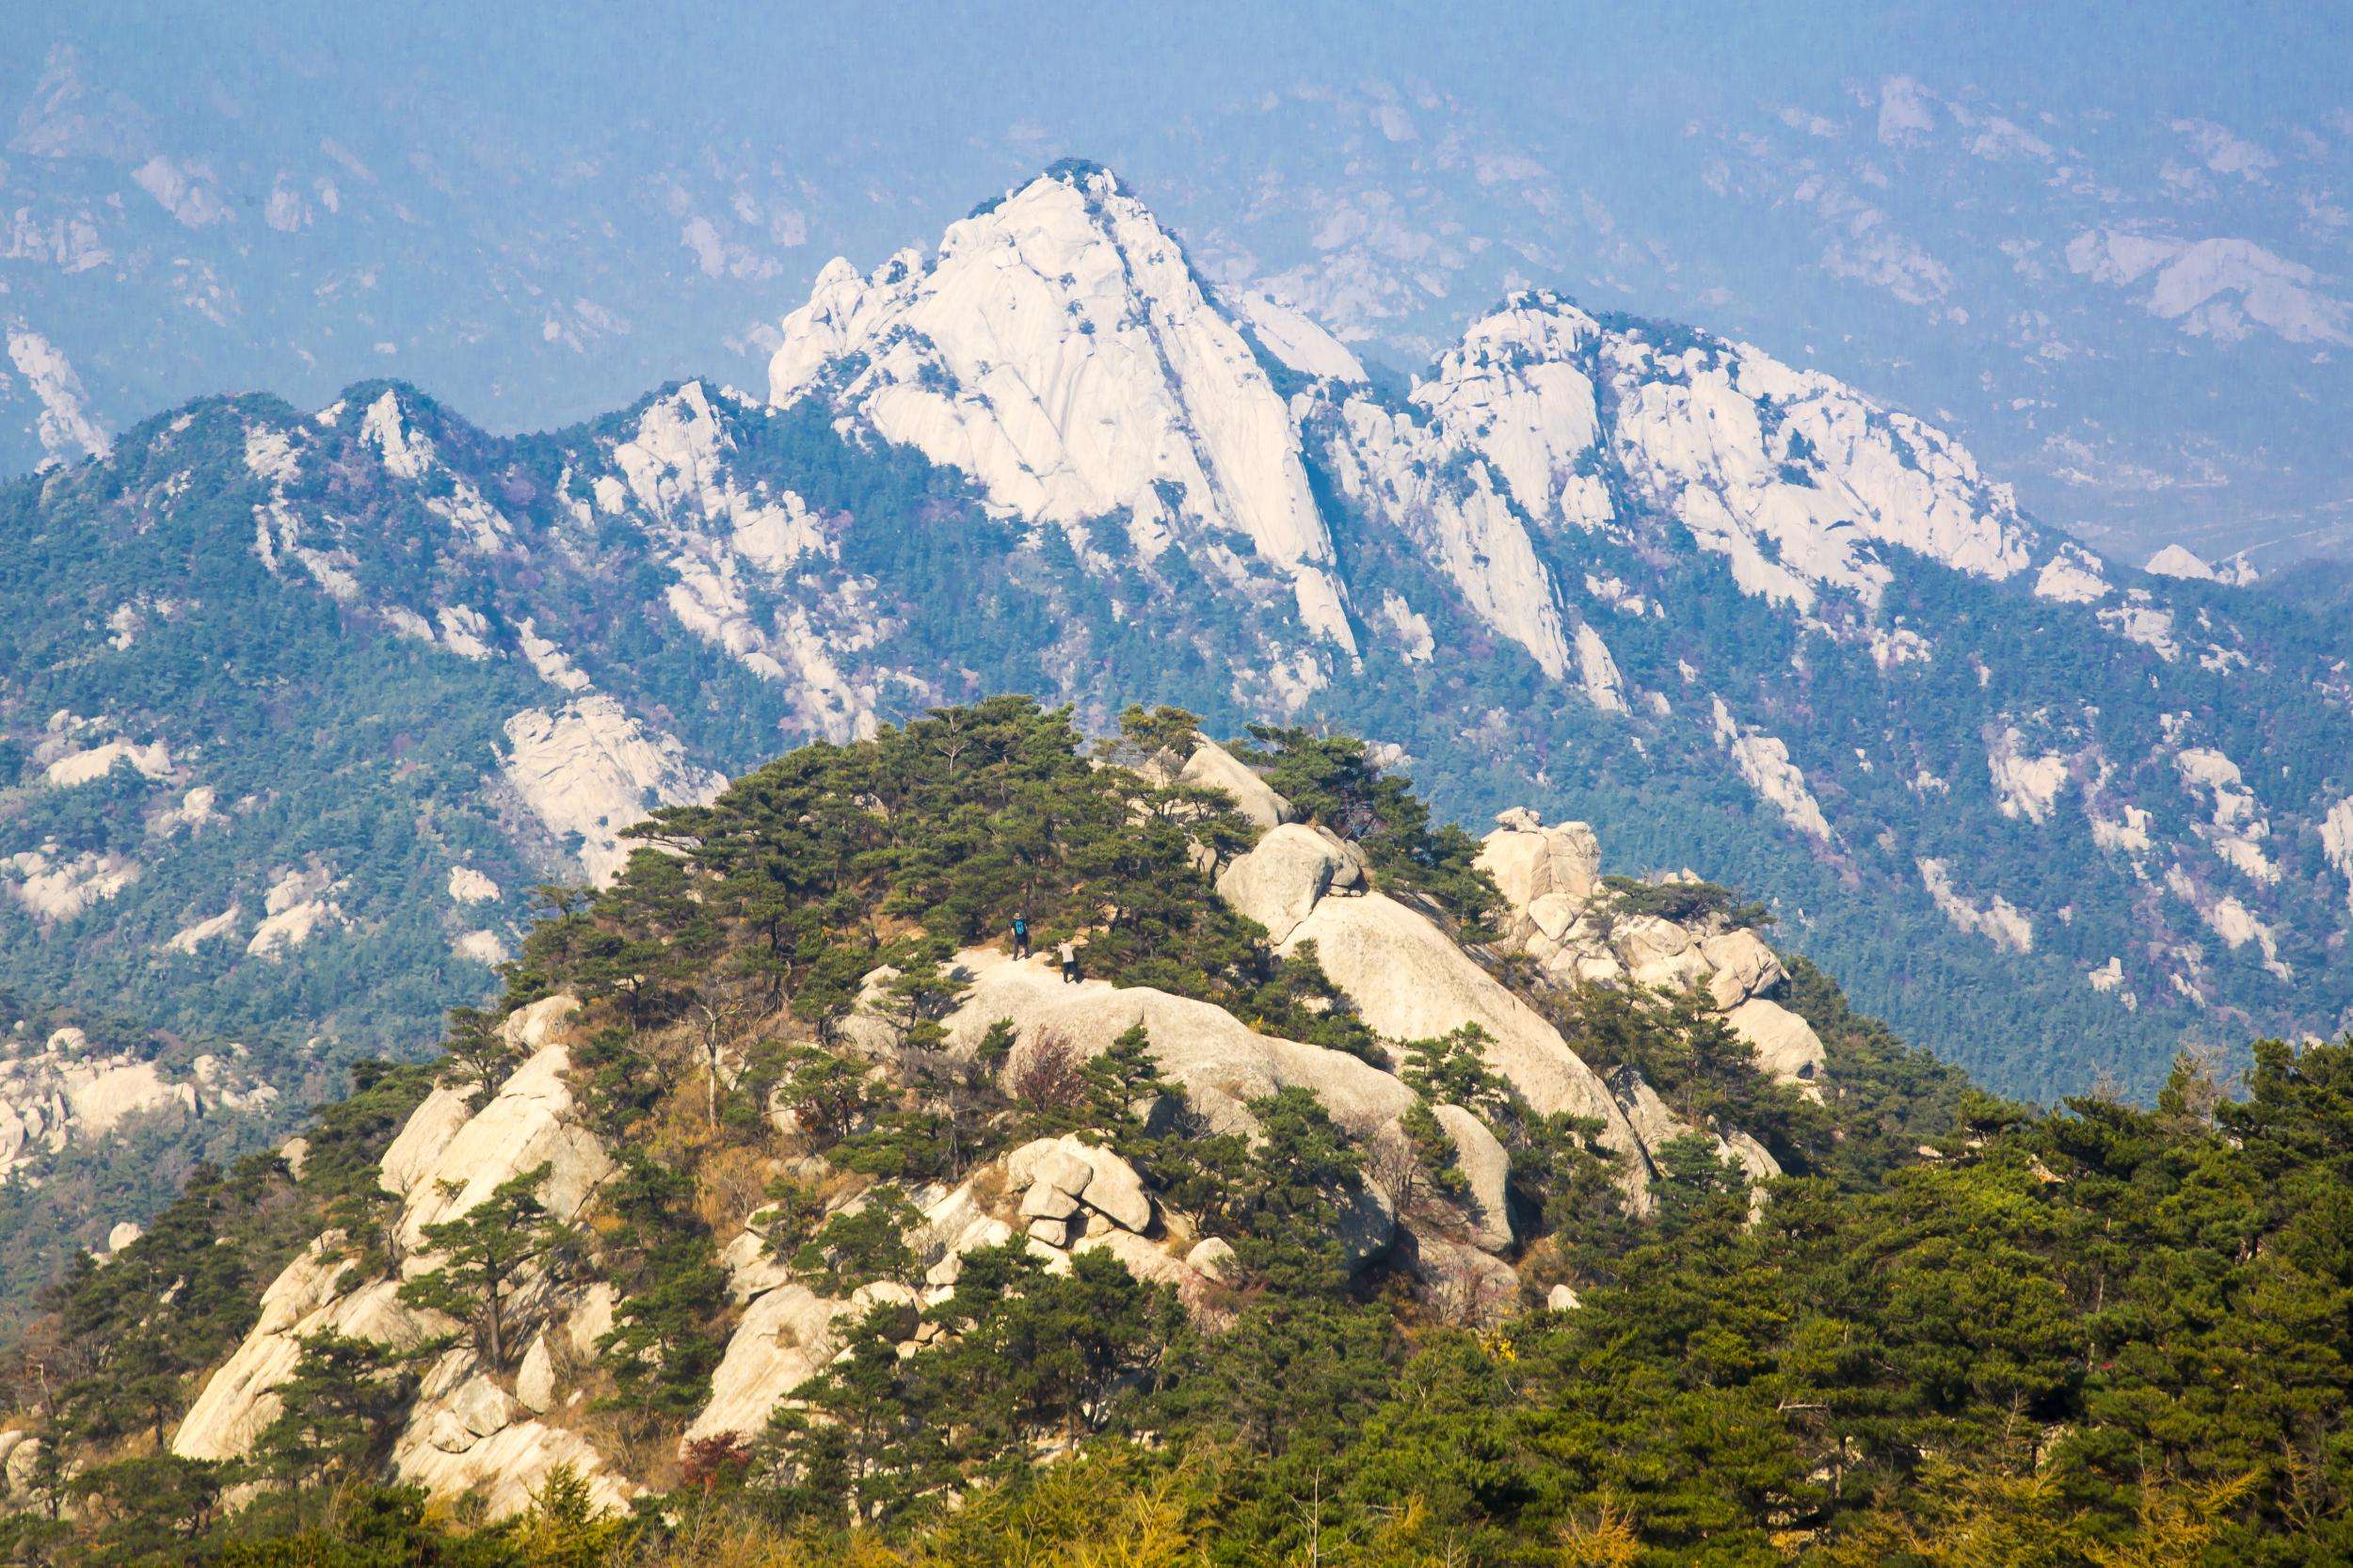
xmin=105 ymin=1221 xmax=142 ymax=1253
xmin=1072 ymin=1230 xmax=1192 ymax=1290
xmin=1477 ymin=811 xmax=1602 ymax=912
xmin=514 ymin=1335 xmax=556 ymax=1414
xmin=944 ymin=951 xmax=1417 ymax=1141
xmin=1700 ymin=930 xmax=1785 ymax=1009
xmin=1005 ymin=1135 xmax=1156 ymax=1234
xmin=1185 ymin=1237 xmax=1238 ymax=1283
xmin=1241 ymin=874 xmax=1651 ymax=1209
xmin=1337 ymin=1176 xmax=1397 ymax=1270
xmin=1404 ymin=1231 xmax=1519 ymax=1327
xmin=1077 ymin=1148 xmax=1154 ymax=1233
xmin=1019 ymin=1179 xmax=1082 ymax=1221
xmin=685 ymin=1282 xmax=848 ymax=1444
xmin=1719 ymin=1128 xmax=1784 ymax=1191
xmin=505 ymin=994 xmax=580 ymax=1051
xmin=0 ymin=1432 xmax=42 ymax=1500
xmin=449 ymin=1375 xmax=518 ymax=1440
xmin=1546 ymin=1283 xmax=1581 ymax=1312
xmin=720 ymin=1227 xmax=793 ymax=1304
xmin=1613 ymin=917 xmax=1712 ymax=991
xmin=1176 ymin=740 xmax=1296 ymax=832
xmin=393 ymin=1374 xmax=628 ymax=1521
xmin=1032 ymin=1145 xmax=1096 ymax=1197
xmin=1430 ymin=1104 xmax=1513 ymax=1253
xmin=924 ymin=1218 xmax=1014 ymax=1287
xmin=1525 ymin=891 xmax=1586 ymax=944
xmin=1214 ymin=823 xmax=1358 ymax=943
xmin=1026 ymin=1215 xmax=1075 ymax=1247
xmin=564 ymin=1282 xmax=616 ymax=1358
xmin=1724 ymin=999 xmax=1829 ymax=1095
xmin=1570 ymin=950 xmax=1627 ymax=985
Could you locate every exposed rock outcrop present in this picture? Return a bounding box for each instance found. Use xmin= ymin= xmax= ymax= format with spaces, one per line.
xmin=941 ymin=948 xmax=1417 ymax=1139
xmin=1473 ymin=809 xmax=1828 ymax=1096
xmin=686 ymin=1282 xmax=855 ymax=1446
xmin=1430 ymin=1104 xmax=1513 ymax=1254
xmin=1176 ymin=740 xmax=1299 ymax=833
xmin=0 ymin=1026 xmax=276 ymax=1188
xmin=1215 ymin=827 xmax=1655 ymax=1208
xmin=1608 ymin=1065 xmax=1784 ymax=1219
xmin=173 ymin=997 xmax=628 ymax=1518
xmin=1723 ymin=998 xmax=1830 ymax=1096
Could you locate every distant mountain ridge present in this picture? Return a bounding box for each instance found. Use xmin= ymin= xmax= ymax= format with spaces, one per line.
xmin=5 ymin=161 xmax=2352 ymax=1241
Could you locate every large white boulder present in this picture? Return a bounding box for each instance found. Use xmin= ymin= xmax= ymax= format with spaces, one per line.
xmin=1214 ymin=822 xmax=1364 ymax=942
xmin=1430 ymin=1104 xmax=1513 ymax=1254
xmin=1185 ymin=1236 xmax=1238 ymax=1283
xmin=1613 ymin=916 xmax=1713 ymax=991
xmin=1700 ymin=929 xmax=1785 ymax=1009
xmin=685 ymin=1282 xmax=848 ymax=1445
xmin=1724 ymin=998 xmax=1829 ymax=1096
xmin=1403 ymin=1232 xmax=1519 ymax=1326
xmin=1337 ymin=1174 xmax=1398 ymax=1269
xmin=1248 ymin=877 xmax=1650 ymax=1208
xmin=1477 ymin=809 xmax=1602 ymax=912
xmin=1176 ymin=740 xmax=1297 ymax=832
xmin=394 ymin=1043 xmax=612 ymax=1256
xmin=944 ymin=950 xmax=1417 ymax=1139
xmin=1077 ymin=1147 xmax=1154 ymax=1233
xmin=392 ymin=1371 xmax=630 ymax=1520
xmin=514 ymin=1335 xmax=557 ymax=1414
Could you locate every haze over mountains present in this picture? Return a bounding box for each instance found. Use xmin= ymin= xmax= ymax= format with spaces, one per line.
xmin=4 ymin=5 xmax=2351 ymax=567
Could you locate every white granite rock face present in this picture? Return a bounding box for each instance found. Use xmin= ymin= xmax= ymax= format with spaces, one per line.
xmin=769 ymin=165 xmax=1355 ymax=654
xmin=499 ymin=696 xmax=726 ymax=884
xmin=942 ymin=947 xmax=1417 ymax=1140
xmin=1176 ymin=739 xmax=1298 ymax=833
xmin=0 ymin=1027 xmax=275 ymax=1188
xmin=173 ymin=997 xmax=630 ymax=1519
xmin=1430 ymin=1104 xmax=1513 ymax=1254
xmin=1473 ymin=808 xmax=1826 ymax=1099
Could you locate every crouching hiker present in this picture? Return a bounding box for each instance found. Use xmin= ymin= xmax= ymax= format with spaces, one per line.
xmin=1058 ymin=938 xmax=1081 ymax=984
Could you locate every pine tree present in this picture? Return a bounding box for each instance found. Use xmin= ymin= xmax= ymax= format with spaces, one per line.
xmin=397 ymin=1162 xmax=561 ymax=1369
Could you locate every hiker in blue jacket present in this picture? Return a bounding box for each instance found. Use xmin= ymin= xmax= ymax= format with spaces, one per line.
xmin=1011 ymin=912 xmax=1032 ymax=959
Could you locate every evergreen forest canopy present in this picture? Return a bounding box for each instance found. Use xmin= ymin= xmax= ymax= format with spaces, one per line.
xmin=0 ymin=698 xmax=2345 ymax=1567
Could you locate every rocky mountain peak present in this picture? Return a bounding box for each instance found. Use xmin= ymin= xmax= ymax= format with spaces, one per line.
xmin=765 ymin=164 xmax=1356 ymax=652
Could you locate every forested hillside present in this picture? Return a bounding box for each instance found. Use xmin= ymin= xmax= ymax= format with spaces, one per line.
xmin=0 ymin=702 xmax=2344 ymax=1566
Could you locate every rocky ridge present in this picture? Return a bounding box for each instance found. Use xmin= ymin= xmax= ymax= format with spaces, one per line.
xmin=160 ymin=740 xmax=1818 ymax=1518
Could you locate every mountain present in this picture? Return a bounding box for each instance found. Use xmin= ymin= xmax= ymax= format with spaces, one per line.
xmin=2 ymin=705 xmax=2345 ymax=1563
xmin=7 ymin=163 xmax=2353 ymax=1259
xmin=8 ymin=21 xmax=2353 ymax=570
